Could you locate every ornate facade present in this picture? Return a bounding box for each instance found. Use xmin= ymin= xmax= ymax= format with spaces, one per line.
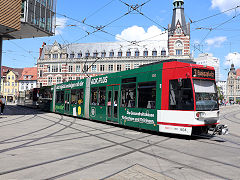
xmin=37 ymin=0 xmax=191 ymax=87
xmin=226 ymin=64 xmax=240 ymax=103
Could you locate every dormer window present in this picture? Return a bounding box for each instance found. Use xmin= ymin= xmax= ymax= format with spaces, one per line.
xmin=85 ymin=51 xmax=90 ymax=57
xmin=70 ymin=53 xmax=74 ymax=59
xmin=109 ymin=50 xmax=114 ymax=57
xmin=78 ymin=52 xmax=82 ymax=58
xmin=118 ymin=50 xmax=122 ymax=57
xmin=101 ymin=51 xmax=106 ymax=57
xmin=152 ymin=49 xmax=157 ymax=56
xmin=53 ymin=54 xmax=58 ymax=59
xmin=143 ymin=49 xmax=148 ymax=56
xmin=93 ymin=51 xmax=98 ymax=58
xmin=135 ymin=50 xmax=139 ymax=57
xmin=126 ymin=49 xmax=131 ymax=57
xmin=161 ymin=49 xmax=166 ymax=56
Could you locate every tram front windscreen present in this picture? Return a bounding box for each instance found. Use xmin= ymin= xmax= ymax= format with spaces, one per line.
xmin=193 ymin=79 xmax=219 ymax=111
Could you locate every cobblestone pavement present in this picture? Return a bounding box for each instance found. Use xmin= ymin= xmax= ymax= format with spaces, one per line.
xmin=0 ymin=105 xmax=239 ymax=180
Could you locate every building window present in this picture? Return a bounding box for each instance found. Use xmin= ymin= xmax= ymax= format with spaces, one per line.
xmin=59 ymin=64 xmax=62 ymax=72
xmin=68 ymin=77 xmax=72 ymax=81
xmin=53 ymin=54 xmax=58 ymax=59
xmin=126 ymin=50 xmax=131 ymax=57
xmin=161 ymin=49 xmax=166 ymax=56
xmin=100 ymin=65 xmax=105 ymax=72
xmin=12 ymin=82 xmax=14 ymax=86
xmin=152 ymin=50 xmax=157 ymax=56
xmin=92 ymin=65 xmax=97 ymax=72
xmin=48 ymin=54 xmax=51 ymax=59
xmin=108 ymin=65 xmax=113 ymax=71
xmin=15 ymin=83 xmax=17 ymax=86
xmin=83 ymin=65 xmax=88 ymax=72
xmin=135 ymin=50 xmax=139 ymax=57
xmin=101 ymin=51 xmax=106 ymax=57
xmin=12 ymin=75 xmax=14 ymax=80
xmin=78 ymin=53 xmax=82 ymax=58
xmin=85 ymin=51 xmax=90 ymax=57
xmin=39 ymin=70 xmax=43 ymax=77
xmin=52 ymin=65 xmax=58 ymax=72
xmin=125 ymin=64 xmax=130 ymax=70
xmin=57 ymin=77 xmax=62 ymax=83
xmin=134 ymin=64 xmax=139 ymax=69
xmin=117 ymin=64 xmax=121 ymax=71
xmin=143 ymin=50 xmax=148 ymax=56
xmin=70 ymin=53 xmax=74 ymax=59
xmin=118 ymin=51 xmax=122 ymax=57
xmin=69 ymin=65 xmax=73 ymax=72
xmin=31 ymin=84 xmax=33 ymax=89
xmin=48 ymin=65 xmax=51 ymax=72
xmin=109 ymin=51 xmax=114 ymax=57
xmin=176 ymin=49 xmax=182 ymax=55
xmin=48 ymin=77 xmax=53 ymax=85
xmin=8 ymin=76 xmax=10 ymax=80
xmin=76 ymin=77 xmax=80 ymax=80
xmin=93 ymin=52 xmax=98 ymax=57
xmin=76 ymin=65 xmax=81 ymax=72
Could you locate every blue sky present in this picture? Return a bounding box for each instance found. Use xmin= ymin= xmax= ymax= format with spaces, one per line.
xmin=2 ymin=0 xmax=240 ymax=80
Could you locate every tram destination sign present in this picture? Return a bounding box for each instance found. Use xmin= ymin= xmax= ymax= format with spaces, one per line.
xmin=192 ymin=68 xmax=215 ymax=79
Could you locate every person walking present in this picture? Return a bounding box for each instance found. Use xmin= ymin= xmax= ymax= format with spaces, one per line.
xmin=0 ymin=95 xmax=6 ymax=115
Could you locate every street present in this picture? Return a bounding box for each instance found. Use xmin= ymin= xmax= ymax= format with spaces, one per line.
xmin=0 ymin=104 xmax=239 ymax=180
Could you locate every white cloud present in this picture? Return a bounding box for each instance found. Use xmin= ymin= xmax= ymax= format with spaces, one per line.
xmin=225 ymin=52 xmax=240 ymax=67
xmin=211 ymin=0 xmax=240 ymax=13
xmin=205 ymin=36 xmax=227 ymax=47
xmin=54 ymin=17 xmax=68 ymax=35
xmin=115 ymin=25 xmax=168 ymax=41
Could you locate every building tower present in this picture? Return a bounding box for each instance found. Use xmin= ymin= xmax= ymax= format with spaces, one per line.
xmin=168 ymin=0 xmax=190 ymax=58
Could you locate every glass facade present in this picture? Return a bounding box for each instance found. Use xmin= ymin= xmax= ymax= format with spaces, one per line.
xmin=21 ymin=0 xmax=56 ymax=36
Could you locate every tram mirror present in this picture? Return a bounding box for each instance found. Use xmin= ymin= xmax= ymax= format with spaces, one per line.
xmin=178 ymin=78 xmax=183 ymax=87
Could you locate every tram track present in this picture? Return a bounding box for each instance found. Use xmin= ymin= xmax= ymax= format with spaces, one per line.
xmin=35 ymin=114 xmax=240 ymax=179
xmin=0 ymin=115 xmax=76 ymax=154
xmin=1 ymin=106 xmax=239 ymax=179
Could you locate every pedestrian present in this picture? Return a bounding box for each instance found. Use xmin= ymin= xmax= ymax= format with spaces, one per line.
xmin=0 ymin=95 xmax=6 ymax=115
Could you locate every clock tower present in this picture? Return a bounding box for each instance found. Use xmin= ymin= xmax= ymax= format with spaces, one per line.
xmin=168 ymin=0 xmax=190 ymax=57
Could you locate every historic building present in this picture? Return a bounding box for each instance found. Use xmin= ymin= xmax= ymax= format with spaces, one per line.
xmin=18 ymin=67 xmax=38 ymax=92
xmin=2 ymin=68 xmax=23 ymax=102
xmin=226 ymin=64 xmax=240 ymax=103
xmin=217 ymin=80 xmax=227 ymax=100
xmin=168 ymin=0 xmax=190 ymax=57
xmin=194 ymin=53 xmax=220 ymax=82
xmin=37 ymin=0 xmax=191 ymax=87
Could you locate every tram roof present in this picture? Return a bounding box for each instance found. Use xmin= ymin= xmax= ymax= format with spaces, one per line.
xmin=140 ymin=59 xmax=196 ymax=68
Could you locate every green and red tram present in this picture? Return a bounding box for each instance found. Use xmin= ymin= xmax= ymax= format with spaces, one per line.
xmin=49 ymin=60 xmax=228 ymax=136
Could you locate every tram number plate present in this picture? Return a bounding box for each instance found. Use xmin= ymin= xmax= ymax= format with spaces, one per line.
xmin=180 ymin=128 xmax=187 ymax=132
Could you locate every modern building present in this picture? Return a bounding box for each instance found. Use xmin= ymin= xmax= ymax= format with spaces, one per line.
xmin=226 ymin=64 xmax=240 ymax=103
xmin=0 ymin=0 xmax=56 ymax=92
xmin=1 ymin=0 xmax=56 ymax=40
xmin=37 ymin=0 xmax=191 ymax=87
xmin=18 ymin=67 xmax=38 ymax=91
xmin=194 ymin=53 xmax=220 ymax=82
xmin=2 ymin=68 xmax=23 ymax=102
xmin=217 ymin=81 xmax=227 ymax=100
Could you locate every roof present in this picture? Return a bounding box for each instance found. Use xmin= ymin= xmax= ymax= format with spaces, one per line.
xmin=1 ymin=66 xmax=13 ymax=77
xmin=1 ymin=66 xmax=23 ymax=80
xmin=236 ymin=69 xmax=240 ymax=77
xmin=18 ymin=67 xmax=37 ymax=81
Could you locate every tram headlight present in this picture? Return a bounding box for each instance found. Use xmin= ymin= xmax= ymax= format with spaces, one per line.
xmin=196 ymin=112 xmax=206 ymax=118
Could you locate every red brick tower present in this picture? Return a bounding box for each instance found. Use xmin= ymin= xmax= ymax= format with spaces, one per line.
xmin=168 ymin=0 xmax=190 ymax=57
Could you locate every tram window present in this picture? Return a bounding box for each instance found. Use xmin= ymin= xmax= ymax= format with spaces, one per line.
xmin=71 ymin=89 xmax=84 ymax=105
xmin=56 ymin=91 xmax=64 ymax=103
xmin=121 ymin=83 xmax=136 ymax=108
xmin=169 ymin=79 xmax=194 ymax=110
xmin=98 ymin=87 xmax=106 ymax=106
xmin=91 ymin=87 xmax=98 ymax=105
xmin=138 ymin=82 xmax=156 ymax=109
xmin=122 ymin=77 xmax=136 ymax=83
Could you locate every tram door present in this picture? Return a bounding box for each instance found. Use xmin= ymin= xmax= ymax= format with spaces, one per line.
xmin=64 ymin=90 xmax=71 ymax=114
xmin=106 ymin=85 xmax=120 ymax=123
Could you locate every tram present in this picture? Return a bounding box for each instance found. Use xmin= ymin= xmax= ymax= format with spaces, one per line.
xmin=49 ymin=60 xmax=228 ymax=136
